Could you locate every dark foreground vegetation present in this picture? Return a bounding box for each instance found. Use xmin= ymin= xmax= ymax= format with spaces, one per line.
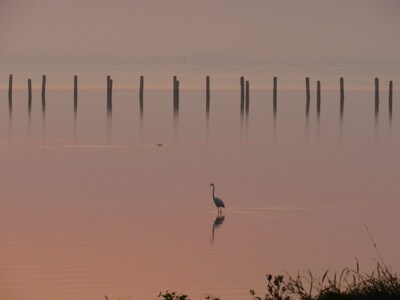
xmin=155 ymin=263 xmax=400 ymax=300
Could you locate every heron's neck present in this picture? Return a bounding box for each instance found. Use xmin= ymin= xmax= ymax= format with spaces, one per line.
xmin=212 ymin=187 xmax=215 ymax=199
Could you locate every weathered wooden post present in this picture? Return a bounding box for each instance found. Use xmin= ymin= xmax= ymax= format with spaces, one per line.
xmin=8 ymin=74 xmax=13 ymax=109
xmin=173 ymin=75 xmax=177 ymax=111
xmin=245 ymin=80 xmax=250 ymax=113
xmin=107 ymin=76 xmax=113 ymax=111
xmin=109 ymin=79 xmax=113 ymax=111
xmin=107 ymin=75 xmax=110 ymax=100
xmin=176 ymin=80 xmax=180 ymax=109
xmin=106 ymin=75 xmax=112 ymax=111
xmin=173 ymin=76 xmax=176 ymax=111
xmin=74 ymin=75 xmax=78 ymax=112
xmin=305 ymin=77 xmax=310 ymax=114
xmin=28 ymin=79 xmax=32 ymax=111
xmin=41 ymin=75 xmax=46 ymax=111
xmin=206 ymin=75 xmax=210 ymax=113
xmin=139 ymin=75 xmax=144 ymax=114
xmin=375 ymin=77 xmax=379 ymax=114
xmin=317 ymin=80 xmax=321 ymax=114
xmin=107 ymin=75 xmax=111 ymax=101
xmin=340 ymin=77 xmax=344 ymax=114
xmin=389 ymin=80 xmax=393 ymax=115
xmin=240 ymin=76 xmax=245 ymax=113
xmin=273 ymin=76 xmax=278 ymax=113
xmin=173 ymin=76 xmax=180 ymax=112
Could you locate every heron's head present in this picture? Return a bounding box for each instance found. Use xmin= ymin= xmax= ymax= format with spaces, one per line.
xmin=209 ymin=183 xmax=214 ymax=187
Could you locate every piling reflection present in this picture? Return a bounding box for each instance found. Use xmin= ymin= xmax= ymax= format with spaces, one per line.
xmin=41 ymin=111 xmax=46 ymax=142
xmin=173 ymin=107 xmax=179 ymax=138
xmin=389 ymin=110 xmax=393 ymax=140
xmin=28 ymin=78 xmax=32 ymax=110
xmin=140 ymin=110 xmax=144 ymax=139
xmin=339 ymin=111 xmax=344 ymax=142
xmin=374 ymin=110 xmax=379 ymax=146
xmin=305 ymin=110 xmax=310 ymax=145
xmin=206 ymin=110 xmax=210 ymax=139
xmin=107 ymin=109 xmax=112 ymax=134
xmin=8 ymin=109 xmax=12 ymax=141
xmin=73 ymin=110 xmax=78 ymax=142
xmin=273 ymin=110 xmax=277 ymax=144
xmin=28 ymin=93 xmax=32 ymax=138
xmin=210 ymin=213 xmax=225 ymax=244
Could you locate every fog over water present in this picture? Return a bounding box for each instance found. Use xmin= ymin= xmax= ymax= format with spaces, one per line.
xmin=1 ymin=0 xmax=400 ymax=66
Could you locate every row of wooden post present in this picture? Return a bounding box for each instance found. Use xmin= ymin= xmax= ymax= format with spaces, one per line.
xmin=5 ymin=74 xmax=394 ymax=115
xmin=304 ymin=77 xmax=393 ymax=115
xmin=8 ymin=75 xmax=46 ymax=112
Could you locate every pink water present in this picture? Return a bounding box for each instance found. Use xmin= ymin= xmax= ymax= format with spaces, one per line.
xmin=0 ymin=71 xmax=399 ymax=299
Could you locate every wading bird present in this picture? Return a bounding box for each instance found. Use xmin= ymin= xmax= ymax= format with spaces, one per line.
xmin=209 ymin=183 xmax=225 ymax=214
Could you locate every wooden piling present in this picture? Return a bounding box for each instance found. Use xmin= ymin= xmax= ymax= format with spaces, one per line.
xmin=206 ymin=76 xmax=210 ymax=113
xmin=28 ymin=79 xmax=32 ymax=110
xmin=245 ymin=80 xmax=250 ymax=113
xmin=107 ymin=75 xmax=110 ymax=100
xmin=74 ymin=75 xmax=78 ymax=111
xmin=108 ymin=79 xmax=114 ymax=111
xmin=389 ymin=80 xmax=393 ymax=114
xmin=107 ymin=75 xmax=112 ymax=111
xmin=273 ymin=76 xmax=278 ymax=113
xmin=8 ymin=74 xmax=13 ymax=110
xmin=240 ymin=76 xmax=245 ymax=112
xmin=375 ymin=77 xmax=379 ymax=113
xmin=139 ymin=75 xmax=144 ymax=113
xmin=41 ymin=75 xmax=46 ymax=111
xmin=305 ymin=77 xmax=310 ymax=114
xmin=317 ymin=81 xmax=321 ymax=113
xmin=340 ymin=77 xmax=344 ymax=114
xmin=176 ymin=80 xmax=180 ymax=108
xmin=173 ymin=76 xmax=180 ymax=113
xmin=173 ymin=76 xmax=177 ymax=111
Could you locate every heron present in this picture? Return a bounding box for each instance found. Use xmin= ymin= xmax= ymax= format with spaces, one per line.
xmin=209 ymin=183 xmax=225 ymax=214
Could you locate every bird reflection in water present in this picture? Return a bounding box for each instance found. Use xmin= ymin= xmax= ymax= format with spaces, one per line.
xmin=210 ymin=213 xmax=225 ymax=244
xmin=209 ymin=183 xmax=226 ymax=244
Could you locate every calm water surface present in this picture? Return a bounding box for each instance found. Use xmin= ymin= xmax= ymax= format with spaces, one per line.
xmin=0 ymin=72 xmax=399 ymax=299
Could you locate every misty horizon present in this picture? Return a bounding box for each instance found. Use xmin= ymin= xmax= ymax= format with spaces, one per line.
xmin=1 ymin=0 xmax=400 ymax=67
xmin=2 ymin=53 xmax=400 ymax=68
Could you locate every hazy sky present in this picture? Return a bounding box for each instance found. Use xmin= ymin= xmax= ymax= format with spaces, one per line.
xmin=1 ymin=0 xmax=400 ymax=65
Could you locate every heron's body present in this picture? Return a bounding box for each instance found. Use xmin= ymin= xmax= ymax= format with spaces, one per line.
xmin=209 ymin=183 xmax=225 ymax=214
